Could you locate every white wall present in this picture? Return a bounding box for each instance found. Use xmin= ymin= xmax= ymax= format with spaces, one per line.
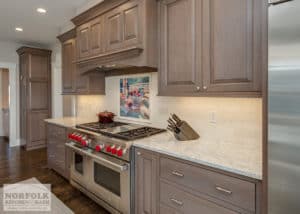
xmin=77 ymin=73 xmax=262 ymax=146
xmin=51 ymin=42 xmax=63 ymax=118
xmin=0 ymin=41 xmax=22 ymax=146
xmin=0 ymin=41 xmax=22 ymax=63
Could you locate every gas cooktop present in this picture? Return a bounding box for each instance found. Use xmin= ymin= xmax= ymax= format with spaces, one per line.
xmin=76 ymin=122 xmax=166 ymax=141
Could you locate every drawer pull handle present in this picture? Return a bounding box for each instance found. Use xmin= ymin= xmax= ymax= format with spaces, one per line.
xmin=215 ymin=186 xmax=232 ymax=195
xmin=170 ymin=198 xmax=183 ymax=206
xmin=172 ymin=171 xmax=184 ymax=177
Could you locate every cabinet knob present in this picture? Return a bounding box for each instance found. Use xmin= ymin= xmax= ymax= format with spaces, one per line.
xmin=196 ymin=86 xmax=201 ymax=91
xmin=137 ymin=152 xmax=141 ymax=156
xmin=203 ymin=86 xmax=208 ymax=90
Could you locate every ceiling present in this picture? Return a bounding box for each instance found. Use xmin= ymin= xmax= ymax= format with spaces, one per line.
xmin=0 ymin=0 xmax=89 ymax=47
xmin=269 ymin=0 xmax=300 ymax=45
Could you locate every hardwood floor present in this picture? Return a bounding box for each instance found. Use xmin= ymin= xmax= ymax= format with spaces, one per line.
xmin=0 ymin=138 xmax=110 ymax=214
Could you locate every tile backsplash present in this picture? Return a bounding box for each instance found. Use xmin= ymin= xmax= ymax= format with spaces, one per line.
xmin=76 ymin=73 xmax=262 ymax=145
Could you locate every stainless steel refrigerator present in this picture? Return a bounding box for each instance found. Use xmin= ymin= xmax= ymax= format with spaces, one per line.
xmin=269 ymin=0 xmax=300 ymax=213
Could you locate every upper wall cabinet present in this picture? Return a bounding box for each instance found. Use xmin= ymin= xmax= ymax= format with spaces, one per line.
xmin=72 ymin=0 xmax=157 ymax=68
xmin=158 ymin=0 xmax=267 ymax=97
xmin=62 ymin=38 xmax=76 ymax=94
xmin=77 ymin=16 xmax=105 ymax=60
xmin=105 ymin=1 xmax=140 ymax=51
xmin=158 ymin=0 xmax=203 ymax=95
xmin=58 ymin=29 xmax=105 ymax=95
xmin=90 ymin=16 xmax=105 ymax=55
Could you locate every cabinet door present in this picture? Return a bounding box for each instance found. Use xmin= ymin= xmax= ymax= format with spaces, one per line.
xmin=202 ymin=0 xmax=262 ymax=93
xmin=62 ymin=39 xmax=76 ymax=94
xmin=135 ymin=148 xmax=158 ymax=214
xmin=105 ymin=7 xmax=124 ymax=51
xmin=90 ymin=16 xmax=104 ymax=56
xmin=28 ymin=111 xmax=48 ymax=148
xmin=123 ymin=1 xmax=140 ymax=47
xmin=77 ymin=23 xmax=90 ymax=59
xmin=158 ymin=0 xmax=203 ymax=96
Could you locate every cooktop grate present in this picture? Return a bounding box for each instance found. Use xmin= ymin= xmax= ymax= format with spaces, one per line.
xmin=76 ymin=122 xmax=166 ymax=141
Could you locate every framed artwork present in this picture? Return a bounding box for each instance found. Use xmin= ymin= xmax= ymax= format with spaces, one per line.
xmin=119 ymin=75 xmax=150 ymax=121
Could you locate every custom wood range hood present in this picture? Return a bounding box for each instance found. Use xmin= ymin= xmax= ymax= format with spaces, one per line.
xmin=71 ymin=0 xmax=158 ymax=75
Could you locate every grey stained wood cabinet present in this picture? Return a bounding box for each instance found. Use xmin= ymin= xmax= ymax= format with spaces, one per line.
xmin=158 ymin=0 xmax=265 ymax=96
xmin=17 ymin=47 xmax=52 ymax=150
xmin=134 ymin=147 xmax=262 ymax=214
xmin=62 ymin=38 xmax=76 ymax=94
xmin=58 ymin=29 xmax=105 ymax=95
xmin=77 ymin=16 xmax=105 ymax=60
xmin=76 ymin=0 xmax=141 ymax=59
xmin=135 ymin=148 xmax=159 ymax=214
xmin=46 ymin=123 xmax=70 ymax=180
xmin=105 ymin=0 xmax=140 ymax=52
xmin=72 ymin=0 xmax=157 ymax=69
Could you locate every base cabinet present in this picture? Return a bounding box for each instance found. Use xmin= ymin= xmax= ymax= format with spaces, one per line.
xmin=134 ymin=147 xmax=261 ymax=214
xmin=46 ymin=123 xmax=70 ymax=180
xmin=135 ymin=148 xmax=158 ymax=214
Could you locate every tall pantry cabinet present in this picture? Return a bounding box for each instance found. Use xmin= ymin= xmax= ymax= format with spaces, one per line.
xmin=17 ymin=47 xmax=52 ymax=150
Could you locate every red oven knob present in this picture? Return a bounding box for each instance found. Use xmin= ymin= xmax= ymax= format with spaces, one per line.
xmin=112 ymin=147 xmax=117 ymax=155
xmin=70 ymin=133 xmax=76 ymax=140
xmin=73 ymin=134 xmax=78 ymax=141
xmin=81 ymin=140 xmax=87 ymax=147
xmin=106 ymin=145 xmax=112 ymax=153
xmin=68 ymin=133 xmax=73 ymax=139
xmin=95 ymin=145 xmax=101 ymax=152
xmin=117 ymin=149 xmax=123 ymax=157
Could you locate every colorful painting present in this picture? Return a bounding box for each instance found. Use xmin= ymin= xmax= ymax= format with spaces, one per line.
xmin=120 ymin=76 xmax=150 ymax=120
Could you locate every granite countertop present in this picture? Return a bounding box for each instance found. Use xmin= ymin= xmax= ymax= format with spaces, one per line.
xmin=44 ymin=117 xmax=95 ymax=128
xmin=44 ymin=117 xmax=262 ymax=180
xmin=133 ymin=132 xmax=262 ymax=180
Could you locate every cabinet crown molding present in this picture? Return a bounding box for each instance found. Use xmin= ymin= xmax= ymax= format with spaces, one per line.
xmin=57 ymin=29 xmax=76 ymax=43
xmin=17 ymin=47 xmax=52 ymax=56
xmin=71 ymin=0 xmax=129 ymax=26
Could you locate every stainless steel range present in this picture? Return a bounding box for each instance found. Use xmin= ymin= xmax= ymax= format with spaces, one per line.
xmin=65 ymin=121 xmax=165 ymax=214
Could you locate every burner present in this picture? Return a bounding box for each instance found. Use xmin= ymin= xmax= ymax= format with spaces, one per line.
xmin=116 ymin=127 xmax=166 ymax=140
xmin=76 ymin=122 xmax=128 ymax=132
xmin=76 ymin=122 xmax=166 ymax=141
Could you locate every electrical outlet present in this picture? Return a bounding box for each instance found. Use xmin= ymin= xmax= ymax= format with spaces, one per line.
xmin=209 ymin=111 xmax=217 ymax=124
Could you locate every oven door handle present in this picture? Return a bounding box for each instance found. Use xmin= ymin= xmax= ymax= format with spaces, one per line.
xmin=66 ymin=142 xmax=128 ymax=172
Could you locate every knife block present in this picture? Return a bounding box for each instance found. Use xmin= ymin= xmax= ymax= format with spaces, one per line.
xmin=173 ymin=121 xmax=200 ymax=141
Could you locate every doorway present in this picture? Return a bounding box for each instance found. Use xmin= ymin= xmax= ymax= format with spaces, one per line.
xmin=0 ymin=68 xmax=10 ymax=142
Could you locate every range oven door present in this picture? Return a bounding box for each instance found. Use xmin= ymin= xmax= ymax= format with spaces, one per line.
xmin=68 ymin=143 xmax=90 ymax=187
xmin=88 ymin=152 xmax=130 ymax=214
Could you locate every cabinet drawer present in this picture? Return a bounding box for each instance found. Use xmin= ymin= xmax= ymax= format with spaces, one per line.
xmin=160 ymin=157 xmax=256 ymax=212
xmin=160 ymin=203 xmax=179 ymax=214
xmin=47 ymin=124 xmax=66 ymax=140
xmin=160 ymin=181 xmax=238 ymax=214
